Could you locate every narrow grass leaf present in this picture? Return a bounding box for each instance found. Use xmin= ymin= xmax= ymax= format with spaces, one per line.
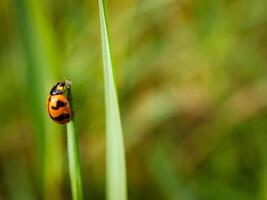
xmin=13 ymin=0 xmax=62 ymax=198
xmin=98 ymin=1 xmax=128 ymax=200
xmin=67 ymin=86 xmax=84 ymax=200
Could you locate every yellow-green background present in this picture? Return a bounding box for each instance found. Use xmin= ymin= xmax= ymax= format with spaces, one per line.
xmin=1 ymin=0 xmax=267 ymax=199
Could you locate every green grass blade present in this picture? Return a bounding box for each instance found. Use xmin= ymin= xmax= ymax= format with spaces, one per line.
xmin=67 ymin=86 xmax=84 ymax=200
xmin=98 ymin=1 xmax=128 ymax=200
xmin=13 ymin=0 xmax=62 ymax=198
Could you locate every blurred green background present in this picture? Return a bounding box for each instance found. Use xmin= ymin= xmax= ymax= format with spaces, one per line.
xmin=1 ymin=0 xmax=267 ymax=199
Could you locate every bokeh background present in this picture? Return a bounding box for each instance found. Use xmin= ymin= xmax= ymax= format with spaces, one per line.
xmin=1 ymin=0 xmax=267 ymax=199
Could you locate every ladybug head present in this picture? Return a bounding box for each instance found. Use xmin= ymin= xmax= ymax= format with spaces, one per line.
xmin=50 ymin=79 xmax=72 ymax=95
xmin=50 ymin=82 xmax=66 ymax=95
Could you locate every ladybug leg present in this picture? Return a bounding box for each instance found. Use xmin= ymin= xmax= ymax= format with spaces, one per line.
xmin=67 ymin=96 xmax=72 ymax=101
xmin=71 ymin=110 xmax=75 ymax=116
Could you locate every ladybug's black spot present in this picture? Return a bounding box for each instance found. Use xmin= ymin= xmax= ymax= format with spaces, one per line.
xmin=52 ymin=113 xmax=71 ymax=122
xmin=48 ymin=96 xmax=51 ymax=102
xmin=52 ymin=100 xmax=66 ymax=110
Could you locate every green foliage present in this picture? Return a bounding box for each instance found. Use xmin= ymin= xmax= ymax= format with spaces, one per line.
xmin=66 ymin=84 xmax=84 ymax=200
xmin=67 ymin=120 xmax=84 ymax=200
xmin=0 ymin=0 xmax=267 ymax=199
xmin=13 ymin=0 xmax=62 ymax=198
xmin=98 ymin=0 xmax=127 ymax=200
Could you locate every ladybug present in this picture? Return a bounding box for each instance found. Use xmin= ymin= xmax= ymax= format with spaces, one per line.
xmin=47 ymin=80 xmax=72 ymax=124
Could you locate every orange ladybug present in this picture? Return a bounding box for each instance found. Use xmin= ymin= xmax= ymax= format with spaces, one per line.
xmin=47 ymin=80 xmax=72 ymax=124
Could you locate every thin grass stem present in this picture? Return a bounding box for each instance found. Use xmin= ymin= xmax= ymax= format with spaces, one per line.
xmin=66 ymin=83 xmax=84 ymax=200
